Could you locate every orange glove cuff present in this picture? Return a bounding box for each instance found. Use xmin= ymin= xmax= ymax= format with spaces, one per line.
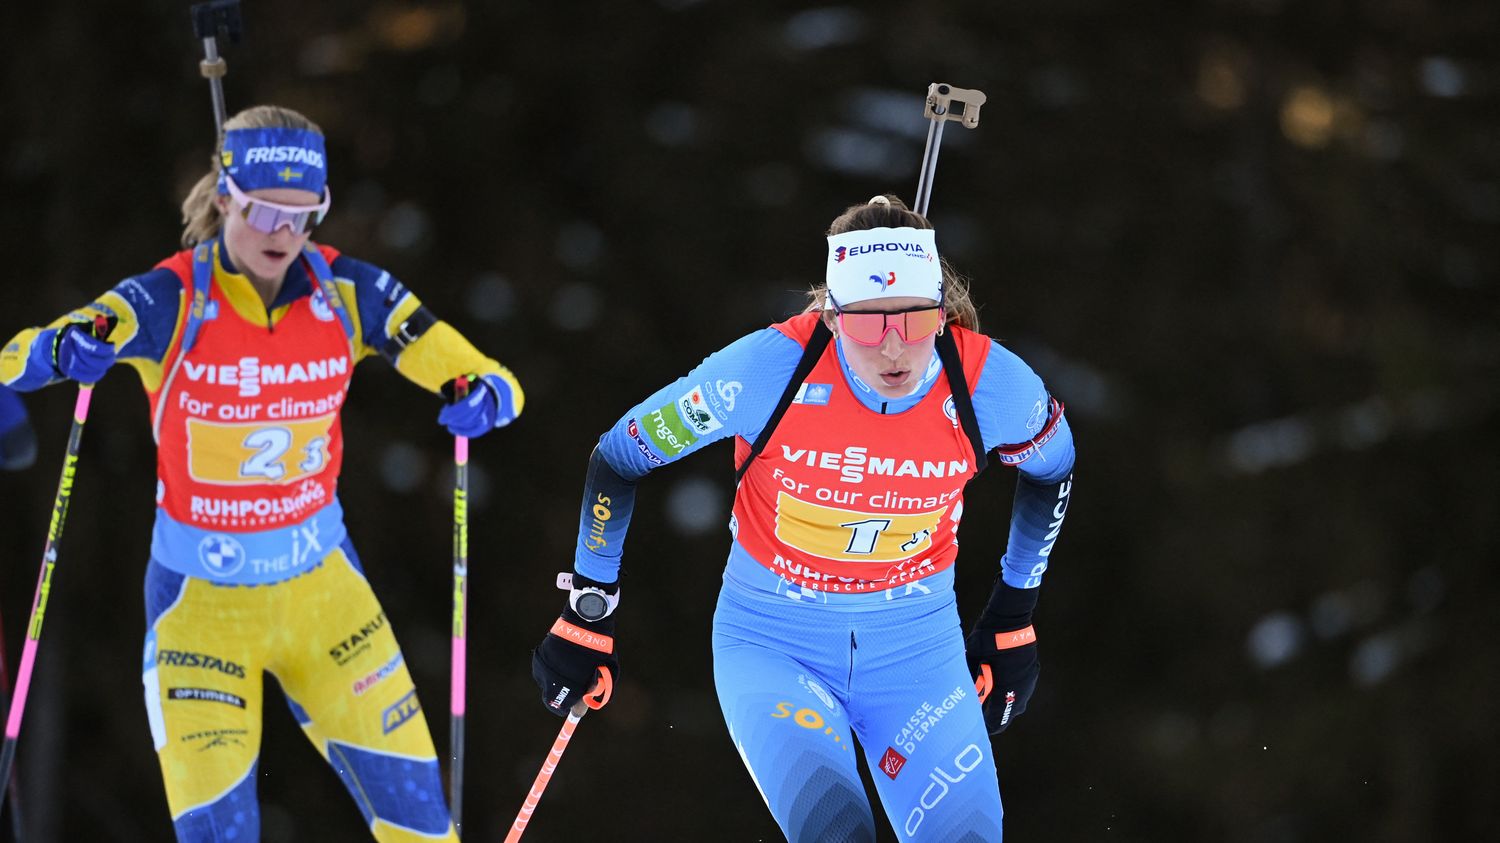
xmin=992 ymin=625 xmax=1036 ymax=651
xmin=550 ymin=618 xmax=615 ymax=654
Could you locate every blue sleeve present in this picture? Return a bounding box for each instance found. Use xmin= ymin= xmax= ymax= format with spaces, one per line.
xmin=574 ymin=327 xmax=803 ymax=582
xmin=329 ymin=254 xmax=414 ymax=356
xmin=973 ymin=341 xmax=1074 ymax=483
xmin=5 ymin=329 xmax=62 ymax=391
xmin=108 ymin=268 xmax=184 ymax=366
xmin=0 ymin=384 xmax=36 ymax=470
xmin=972 ymin=340 xmax=1076 ymax=589
xmin=1 ymin=268 xmax=181 ymax=392
xmin=0 ymin=385 xmax=26 ymax=430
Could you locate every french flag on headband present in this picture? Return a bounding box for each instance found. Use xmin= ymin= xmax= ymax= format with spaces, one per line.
xmin=825 ymin=226 xmax=942 ymax=308
xmin=217 ymin=127 xmax=328 ymax=195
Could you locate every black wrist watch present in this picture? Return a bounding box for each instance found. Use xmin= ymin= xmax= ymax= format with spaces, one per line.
xmin=558 ymin=572 xmax=620 ymax=622
xmin=571 ymin=587 xmax=614 ymax=622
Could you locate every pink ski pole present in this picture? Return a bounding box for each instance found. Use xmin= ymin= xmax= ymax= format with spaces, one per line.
xmin=449 ymin=374 xmax=470 ymax=835
xmin=504 ymin=669 xmax=613 ymax=842
xmin=0 ymin=315 xmax=114 ymax=813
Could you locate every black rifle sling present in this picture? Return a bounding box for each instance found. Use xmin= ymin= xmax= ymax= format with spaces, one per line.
xmin=734 ymin=319 xmax=833 ymax=486
xmin=935 ymin=328 xmax=990 ymax=475
xmin=736 ymin=321 xmax=991 ymax=484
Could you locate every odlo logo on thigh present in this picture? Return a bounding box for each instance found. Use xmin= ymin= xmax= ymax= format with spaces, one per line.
xmin=903 ymin=743 xmax=983 ymax=838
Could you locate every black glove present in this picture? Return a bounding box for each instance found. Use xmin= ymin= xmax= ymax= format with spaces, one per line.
xmin=965 ymin=576 xmax=1041 ymax=735
xmin=531 ymin=572 xmax=619 ymax=715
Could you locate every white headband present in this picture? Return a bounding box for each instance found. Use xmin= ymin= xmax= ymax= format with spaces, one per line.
xmin=825 ymin=227 xmax=942 ymax=308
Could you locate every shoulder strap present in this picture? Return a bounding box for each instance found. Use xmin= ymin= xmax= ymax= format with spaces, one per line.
xmin=936 ymin=328 xmax=989 ymax=475
xmin=153 ymin=244 xmax=215 ymax=443
xmin=178 ymin=243 xmax=216 ymax=355
xmin=734 ymin=319 xmax=833 ymax=485
xmin=299 ymin=245 xmax=357 ymax=345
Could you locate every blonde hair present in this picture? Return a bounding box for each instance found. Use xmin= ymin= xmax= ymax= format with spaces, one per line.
xmin=803 ymin=194 xmax=980 ymax=331
xmin=179 ymin=105 xmax=324 ymax=248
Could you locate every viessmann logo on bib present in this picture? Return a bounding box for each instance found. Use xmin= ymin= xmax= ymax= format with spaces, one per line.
xmin=781 ymin=444 xmax=969 ymax=484
xmin=183 ymin=356 xmax=349 ymax=398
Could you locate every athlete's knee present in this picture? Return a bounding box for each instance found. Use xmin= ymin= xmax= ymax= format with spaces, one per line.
xmin=904 ymin=812 xmax=1002 ymax=843
xmin=170 ymin=762 xmax=260 ymax=842
xmin=327 ymin=740 xmax=452 ymax=837
xmin=781 ymin=765 xmax=876 ymax=843
xmin=895 ymin=747 xmax=1003 ymax=843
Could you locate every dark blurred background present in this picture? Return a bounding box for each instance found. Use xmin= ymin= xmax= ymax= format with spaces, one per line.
xmin=2 ymin=0 xmax=1497 ymax=840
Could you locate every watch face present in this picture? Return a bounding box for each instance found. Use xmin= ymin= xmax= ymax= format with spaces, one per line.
xmin=576 ymin=591 xmax=609 ymax=621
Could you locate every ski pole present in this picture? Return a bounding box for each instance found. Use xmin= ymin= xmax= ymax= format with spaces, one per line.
xmin=0 ymin=315 xmax=115 ymax=810
xmin=189 ymin=0 xmax=243 ymax=140
xmin=449 ymin=375 xmax=470 ymax=837
xmin=503 ymin=669 xmax=614 ymax=843
xmin=912 ymin=82 xmax=988 ymax=217
xmin=0 ymin=603 xmax=24 ymax=840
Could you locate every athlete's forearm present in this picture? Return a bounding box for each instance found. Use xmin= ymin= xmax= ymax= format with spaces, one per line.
xmin=998 ymin=471 xmax=1073 ymax=589
xmin=0 ymin=325 xmax=66 ymax=390
xmin=2 ymin=272 xmax=182 ymax=392
xmin=573 ymin=443 xmax=640 ymax=583
xmin=392 ymin=321 xmax=523 ymax=411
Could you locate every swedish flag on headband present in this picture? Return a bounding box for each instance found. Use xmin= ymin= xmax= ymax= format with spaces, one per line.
xmin=216 ymin=127 xmax=327 ymax=195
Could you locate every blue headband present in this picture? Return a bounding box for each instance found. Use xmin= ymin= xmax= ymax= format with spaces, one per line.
xmin=217 ymin=127 xmax=328 ymax=195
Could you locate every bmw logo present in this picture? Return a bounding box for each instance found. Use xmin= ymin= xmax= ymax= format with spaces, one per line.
xmin=198 ymin=534 xmax=247 ymax=578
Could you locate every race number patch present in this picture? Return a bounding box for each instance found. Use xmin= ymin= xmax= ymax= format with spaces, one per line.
xmin=186 ymin=413 xmax=335 ymax=486
xmin=773 ymin=492 xmax=945 ymax=563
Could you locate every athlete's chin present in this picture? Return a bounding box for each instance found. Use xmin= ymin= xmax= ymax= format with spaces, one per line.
xmin=247 ymin=254 xmax=295 ymax=280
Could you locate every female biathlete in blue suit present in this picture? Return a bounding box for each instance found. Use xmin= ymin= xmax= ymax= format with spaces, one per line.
xmin=1 ymin=105 xmax=521 ymax=842
xmin=530 ymin=195 xmax=1075 ymax=841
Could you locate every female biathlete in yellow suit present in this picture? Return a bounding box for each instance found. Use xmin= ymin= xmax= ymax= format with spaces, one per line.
xmin=0 ymin=105 xmax=521 ymax=841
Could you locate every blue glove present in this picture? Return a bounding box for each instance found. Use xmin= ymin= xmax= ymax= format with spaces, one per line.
xmin=438 ymin=374 xmax=519 ymax=438
xmin=0 ymin=386 xmax=37 ymax=471
xmin=51 ymin=321 xmax=117 ymax=384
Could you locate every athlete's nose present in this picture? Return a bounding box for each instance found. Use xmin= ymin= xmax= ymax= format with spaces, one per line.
xmin=878 ymin=329 xmax=905 ymax=360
